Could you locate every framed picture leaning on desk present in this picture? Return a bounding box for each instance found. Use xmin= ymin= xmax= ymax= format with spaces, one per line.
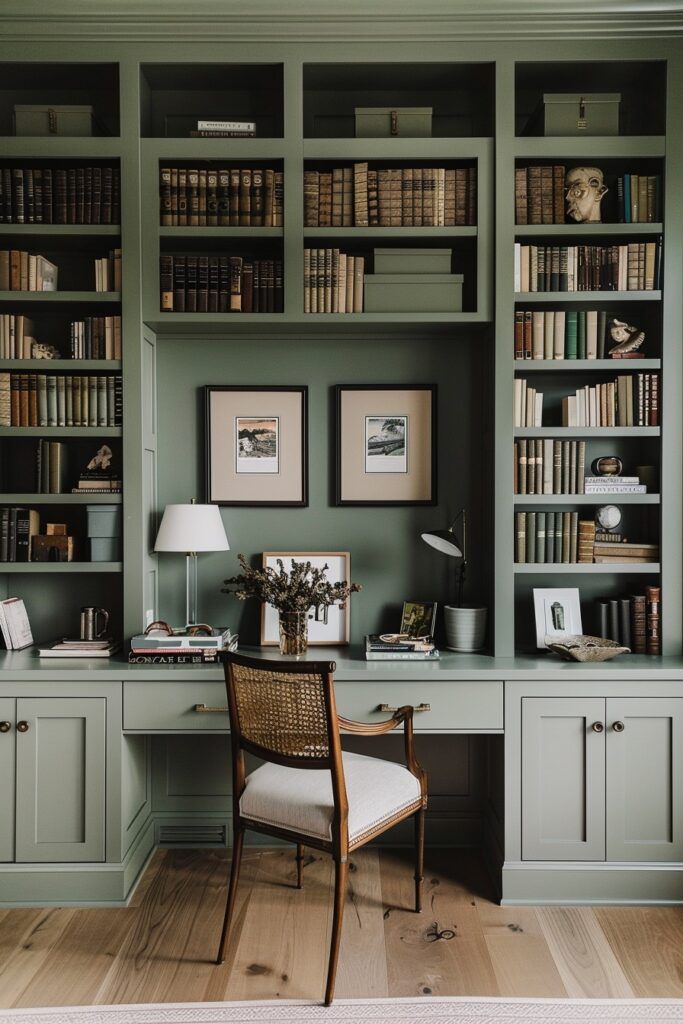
xmin=260 ymin=551 xmax=353 ymax=645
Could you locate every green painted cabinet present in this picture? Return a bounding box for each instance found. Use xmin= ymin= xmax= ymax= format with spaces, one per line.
xmin=0 ymin=698 xmax=15 ymax=863
xmin=14 ymin=698 xmax=107 ymax=864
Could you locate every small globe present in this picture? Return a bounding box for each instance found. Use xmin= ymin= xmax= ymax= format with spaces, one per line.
xmin=595 ymin=504 xmax=622 ymax=531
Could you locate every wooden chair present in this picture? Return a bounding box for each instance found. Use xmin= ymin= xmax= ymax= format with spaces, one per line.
xmin=216 ymin=650 xmax=428 ymax=1005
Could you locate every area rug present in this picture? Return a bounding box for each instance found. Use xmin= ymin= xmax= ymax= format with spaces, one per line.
xmin=0 ymin=999 xmax=681 ymax=1024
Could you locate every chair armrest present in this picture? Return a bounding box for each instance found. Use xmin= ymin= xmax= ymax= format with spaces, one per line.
xmin=338 ymin=705 xmax=412 ymax=735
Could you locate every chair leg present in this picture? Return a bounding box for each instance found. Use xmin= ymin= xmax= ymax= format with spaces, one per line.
xmin=295 ymin=842 xmax=305 ymax=889
xmin=324 ymin=858 xmax=348 ymax=1006
xmin=414 ymin=808 xmax=425 ymax=913
xmin=216 ymin=827 xmax=244 ymax=965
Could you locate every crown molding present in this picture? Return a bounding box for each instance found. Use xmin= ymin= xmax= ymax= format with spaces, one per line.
xmin=1 ymin=0 xmax=683 ymax=42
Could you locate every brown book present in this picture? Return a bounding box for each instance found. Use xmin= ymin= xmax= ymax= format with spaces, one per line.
xmin=19 ymin=373 xmax=29 ymax=426
xmin=342 ymin=167 xmax=353 ymax=227
xmin=577 ymin=519 xmax=596 ymax=563
xmin=353 ymin=256 xmax=364 ymax=312
xmin=630 ymin=594 xmax=647 ymax=654
xmin=353 ymin=162 xmax=369 ymax=227
xmin=466 ymin=165 xmax=477 ymax=226
xmin=540 ymin=165 xmax=554 ymax=225
xmin=645 ymin=585 xmax=661 ymax=655
xmin=553 ymin=165 xmax=565 ymax=223
xmin=251 ymin=168 xmax=263 ymax=227
xmin=377 ymin=169 xmax=391 ymax=227
xmin=318 ymin=171 xmax=332 ymax=228
xmin=527 ymin=166 xmax=542 ymax=225
xmin=239 ymin=169 xmax=252 ymax=226
xmin=331 ymin=167 xmax=343 ymax=227
xmin=229 ymin=256 xmax=242 ymax=312
xmin=187 ymin=169 xmax=199 ymax=226
xmin=177 ymin=167 xmax=188 ymax=226
xmin=455 ymin=167 xmax=467 ymax=226
xmin=160 ymin=255 xmax=173 ymax=310
xmin=402 ymin=168 xmax=413 ymax=227
xmin=367 ymin=169 xmax=379 ymax=226
xmin=197 ymin=168 xmax=207 ymax=225
xmin=28 ymin=373 xmax=38 ymax=426
xmin=206 ymin=169 xmax=218 ymax=226
xmin=10 ymin=250 xmax=21 ymax=291
xmin=263 ymin=168 xmax=274 ymax=227
xmin=170 ymin=167 xmax=179 ymax=225
xmin=160 ymin=167 xmax=172 ymax=226
xmin=229 ymin=169 xmax=241 ymax=226
xmin=0 ymin=250 xmax=9 ymax=290
xmin=444 ymin=168 xmax=455 ymax=227
xmin=303 ymin=169 xmax=320 ymax=227
xmin=413 ymin=167 xmax=423 ymax=227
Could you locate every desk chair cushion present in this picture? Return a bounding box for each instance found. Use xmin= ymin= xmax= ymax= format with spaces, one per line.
xmin=240 ymin=750 xmax=422 ymax=844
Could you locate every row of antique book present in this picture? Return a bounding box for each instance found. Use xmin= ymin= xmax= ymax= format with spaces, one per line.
xmin=515 ymin=511 xmax=659 ymax=565
xmin=160 ymin=255 xmax=283 ymax=313
xmin=159 ymin=167 xmax=283 ymax=227
xmin=303 ymin=164 xmax=477 ymax=227
xmin=513 ymin=374 xmax=660 ymax=429
xmin=0 ymin=250 xmax=57 ymax=291
xmin=514 ymin=165 xmax=662 ymax=225
xmin=0 ymin=373 xmax=122 ymax=427
xmin=94 ymin=249 xmax=121 ymax=292
xmin=33 ymin=440 xmax=122 ymax=494
xmin=0 ymin=166 xmax=120 ymax=224
xmin=514 ymin=241 xmax=662 ymax=292
xmin=514 ymin=439 xmax=648 ymax=495
xmin=303 ymin=249 xmax=365 ymax=313
xmin=0 ymin=315 xmax=121 ymax=361
xmin=595 ymin=590 xmax=660 ymax=655
xmin=514 ymin=310 xmax=640 ymax=361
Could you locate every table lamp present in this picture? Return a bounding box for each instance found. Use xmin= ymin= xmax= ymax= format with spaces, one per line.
xmin=421 ymin=508 xmax=467 ymax=606
xmin=154 ymin=500 xmax=229 ymax=626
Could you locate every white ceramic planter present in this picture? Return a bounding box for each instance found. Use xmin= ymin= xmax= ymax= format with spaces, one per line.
xmin=444 ymin=604 xmax=487 ymax=652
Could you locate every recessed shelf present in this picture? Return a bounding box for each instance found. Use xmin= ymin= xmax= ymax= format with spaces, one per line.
xmin=515 ymin=223 xmax=662 ymax=237
xmin=514 ymin=359 xmax=661 ymax=372
xmin=0 ymin=562 xmax=122 ymax=573
xmin=514 ymin=563 xmax=660 ymax=574
xmin=0 ymin=62 xmax=120 ymax=137
xmin=0 ymin=359 xmax=121 ymax=371
xmin=514 ymin=427 xmax=660 ymax=437
xmin=514 ymin=494 xmax=660 ymax=505
xmin=0 ymin=427 xmax=122 ymax=437
xmin=0 ymin=493 xmax=122 ymax=504
xmin=515 ymin=292 xmax=661 ymax=303
xmin=0 ymin=224 xmax=121 ymax=237
xmin=514 ymin=137 xmax=666 ymax=159
xmin=158 ymin=226 xmax=284 ymax=238
xmin=0 ymin=292 xmax=121 ymax=304
xmin=304 ymin=226 xmax=477 ymax=238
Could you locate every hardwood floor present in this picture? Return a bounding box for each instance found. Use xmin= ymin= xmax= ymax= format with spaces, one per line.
xmin=0 ymin=847 xmax=681 ymax=1007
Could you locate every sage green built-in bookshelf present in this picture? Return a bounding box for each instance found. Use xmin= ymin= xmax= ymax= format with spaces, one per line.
xmin=0 ymin=31 xmax=679 ymax=656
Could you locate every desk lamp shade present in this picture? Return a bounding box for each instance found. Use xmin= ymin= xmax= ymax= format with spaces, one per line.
xmin=421 ymin=509 xmax=467 ymax=606
xmin=154 ymin=503 xmax=229 ymax=625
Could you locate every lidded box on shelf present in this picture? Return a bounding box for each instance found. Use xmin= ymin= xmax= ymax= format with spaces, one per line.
xmin=355 ymin=106 xmax=432 ymax=138
xmin=13 ymin=104 xmax=94 ymax=137
xmin=87 ymin=503 xmax=121 ymax=561
xmin=364 ymin=273 xmax=463 ymax=313
xmin=541 ymin=93 xmax=621 ymax=136
xmin=374 ymin=248 xmax=452 ymax=275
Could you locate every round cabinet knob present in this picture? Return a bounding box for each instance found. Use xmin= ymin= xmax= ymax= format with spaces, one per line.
xmin=0 ymin=721 xmax=10 ymax=733
xmin=591 ymin=721 xmax=604 ymax=733
xmin=16 ymin=720 xmax=30 ymax=733
xmin=612 ymin=721 xmax=625 ymax=733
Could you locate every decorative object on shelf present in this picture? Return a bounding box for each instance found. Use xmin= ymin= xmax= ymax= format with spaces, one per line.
xmin=128 ymin=621 xmax=238 ymax=663
xmin=224 ymin=552 xmax=360 ymax=654
xmin=14 ymin=104 xmax=94 ymax=137
xmin=155 ymin=499 xmax=230 ymax=627
xmin=87 ymin=502 xmax=121 ymax=561
xmin=608 ymin=318 xmax=645 ymax=357
xmin=595 ymin=503 xmax=622 ymax=533
xmin=32 ymin=343 xmax=60 ymax=360
xmin=565 ymin=166 xmax=608 ymax=223
xmin=0 ymin=597 xmax=33 ymax=650
xmin=400 ymin=601 xmax=437 ymax=640
xmin=73 ymin=444 xmax=121 ymax=495
xmin=39 ymin=637 xmax=121 ymax=658
xmin=365 ymin=633 xmax=439 ymax=661
xmin=421 ymin=509 xmax=487 ymax=652
xmin=80 ymin=606 xmax=109 ymax=640
xmin=32 ymin=523 xmax=74 ymax=562
xmin=592 ymin=455 xmax=623 ymax=477
xmin=546 ymin=633 xmax=630 ymax=662
xmin=355 ymin=106 xmax=432 ymax=138
xmin=540 ymin=93 xmax=620 ymax=137
xmin=533 ymin=587 xmax=582 ymax=650
xmin=205 ymin=386 xmax=308 ymax=506
xmin=335 ymin=384 xmax=436 ymax=506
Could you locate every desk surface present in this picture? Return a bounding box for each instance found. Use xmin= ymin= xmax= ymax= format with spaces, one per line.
xmin=1 ymin=646 xmax=683 ymax=681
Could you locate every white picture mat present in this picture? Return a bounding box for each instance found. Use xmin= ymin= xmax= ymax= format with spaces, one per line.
xmin=260 ymin=552 xmax=351 ymax=645
xmin=533 ymin=587 xmax=583 ymax=649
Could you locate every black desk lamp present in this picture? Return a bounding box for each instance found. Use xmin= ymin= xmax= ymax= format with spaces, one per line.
xmin=421 ymin=508 xmax=467 ymax=606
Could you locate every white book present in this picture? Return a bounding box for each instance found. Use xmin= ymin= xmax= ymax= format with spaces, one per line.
xmin=197 ymin=120 xmax=256 ymax=132
xmin=514 ymin=243 xmax=521 ymax=292
xmin=567 ymin=247 xmax=575 ymax=292
xmin=2 ymin=598 xmax=33 ymax=650
xmin=586 ymin=310 xmax=598 ymax=359
xmin=534 ymin=391 xmax=543 ymax=427
xmin=553 ymin=310 xmax=565 ymax=359
xmin=526 ymin=384 xmax=535 ymax=428
xmin=513 ymin=378 xmax=523 ymax=427
xmin=531 ymin=311 xmax=544 ymax=359
xmin=543 ymin=310 xmax=554 ymax=359
xmin=543 ymin=438 xmax=554 ymax=493
xmin=583 ymin=483 xmax=647 ymax=493
xmin=0 ymin=602 xmax=12 ymax=649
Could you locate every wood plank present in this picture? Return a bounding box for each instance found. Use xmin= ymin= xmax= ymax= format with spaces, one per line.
xmin=0 ymin=909 xmax=75 ymax=1007
xmin=536 ymin=906 xmax=634 ymax=998
xmin=335 ymin=848 xmax=389 ymax=999
xmin=128 ymin=849 xmax=168 ymax=908
xmin=380 ymin=848 xmax=499 ymax=997
xmin=476 ymin=904 xmax=567 ymax=997
xmin=595 ymin=907 xmax=683 ymax=998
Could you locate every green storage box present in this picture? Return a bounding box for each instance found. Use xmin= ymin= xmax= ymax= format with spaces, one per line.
xmin=374 ymin=248 xmax=452 ymax=275
xmin=14 ymin=104 xmax=93 ymax=137
xmin=86 ymin=504 xmax=121 ymax=538
xmin=90 ymin=537 xmax=121 ymax=562
xmin=542 ymin=93 xmax=621 ymax=136
xmin=355 ymin=106 xmax=432 ymax=138
xmin=364 ymin=273 xmax=463 ymax=313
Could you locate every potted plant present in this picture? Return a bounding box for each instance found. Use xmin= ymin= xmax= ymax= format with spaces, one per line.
xmin=223 ymin=554 xmax=361 ymax=656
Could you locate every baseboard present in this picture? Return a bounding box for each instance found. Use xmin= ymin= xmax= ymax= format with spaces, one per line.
xmin=502 ymin=860 xmax=683 ymax=904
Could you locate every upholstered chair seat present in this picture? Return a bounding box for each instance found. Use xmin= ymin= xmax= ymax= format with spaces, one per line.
xmin=240 ymin=750 xmax=423 ymax=846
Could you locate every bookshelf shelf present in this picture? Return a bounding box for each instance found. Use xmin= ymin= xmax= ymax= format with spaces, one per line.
xmin=515 ymin=291 xmax=662 ymax=303
xmin=303 ymin=139 xmax=493 ymax=160
xmin=513 ymin=494 xmax=660 ymax=505
xmin=514 ymin=427 xmax=660 ymax=437
xmin=0 ymin=427 xmax=122 ymax=437
xmin=158 ymin=226 xmax=284 ymax=238
xmin=0 ymin=562 xmax=122 ymax=573
xmin=0 ymin=138 xmax=122 ymax=159
xmin=514 ymin=563 xmax=660 ymax=574
xmin=304 ymin=226 xmax=478 ymax=238
xmin=514 ymin=359 xmax=661 ymax=372
xmin=0 ymin=291 xmax=121 ymax=304
xmin=513 ymin=136 xmax=667 ymax=159
xmin=0 ymin=225 xmax=121 ymax=238
xmin=515 ymin=223 xmax=663 ymax=237
xmin=0 ymin=493 xmax=122 ymax=504
xmin=0 ymin=359 xmax=121 ymax=371
xmin=143 ymin=139 xmax=286 ymax=161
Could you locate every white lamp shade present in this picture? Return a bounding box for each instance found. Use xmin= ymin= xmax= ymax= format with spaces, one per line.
xmin=154 ymin=503 xmax=230 ymax=553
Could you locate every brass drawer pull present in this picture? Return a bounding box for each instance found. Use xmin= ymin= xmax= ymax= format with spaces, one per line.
xmin=591 ymin=721 xmax=604 ymax=733
xmin=194 ymin=703 xmax=228 ymax=714
xmin=0 ymin=721 xmax=10 ymax=733
xmin=17 ymin=720 xmax=30 ymax=733
xmin=378 ymin=703 xmax=431 ymax=714
xmin=612 ymin=720 xmax=625 ymax=733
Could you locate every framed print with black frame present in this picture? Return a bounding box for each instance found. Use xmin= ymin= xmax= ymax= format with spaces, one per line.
xmin=335 ymin=384 xmax=436 ymax=506
xmin=204 ymin=386 xmax=308 ymax=506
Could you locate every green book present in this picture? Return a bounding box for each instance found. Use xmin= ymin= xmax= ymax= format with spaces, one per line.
xmin=554 ymin=511 xmax=563 ymax=563
xmin=577 ymin=310 xmax=586 ymax=359
xmin=565 ymin=311 xmax=578 ymax=359
xmin=527 ymin=511 xmax=536 ymax=563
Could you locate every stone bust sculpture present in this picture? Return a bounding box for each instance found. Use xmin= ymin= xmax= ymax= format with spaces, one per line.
xmin=565 ymin=166 xmax=608 ymax=223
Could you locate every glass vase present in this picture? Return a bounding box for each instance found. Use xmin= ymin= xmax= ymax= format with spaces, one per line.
xmin=278 ymin=611 xmax=308 ymax=657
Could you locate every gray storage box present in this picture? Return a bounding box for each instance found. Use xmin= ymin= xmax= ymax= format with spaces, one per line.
xmin=374 ymin=248 xmax=452 ymax=275
xmin=14 ymin=104 xmax=93 ymax=137
xmin=355 ymin=106 xmax=432 ymax=138
xmin=86 ymin=504 xmax=121 ymax=538
xmin=364 ymin=273 xmax=463 ymax=313
xmin=542 ymin=93 xmax=620 ymax=136
xmin=90 ymin=537 xmax=121 ymax=562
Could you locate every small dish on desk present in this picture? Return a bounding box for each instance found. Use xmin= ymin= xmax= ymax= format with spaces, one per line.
xmin=546 ymin=634 xmax=630 ymax=662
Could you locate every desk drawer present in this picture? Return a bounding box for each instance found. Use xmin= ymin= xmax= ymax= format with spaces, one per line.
xmin=337 ymin=680 xmax=503 ymax=732
xmin=124 ymin=681 xmax=228 ymax=731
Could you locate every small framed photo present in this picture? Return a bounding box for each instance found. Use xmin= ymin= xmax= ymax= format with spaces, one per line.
xmin=335 ymin=385 xmax=436 ymax=506
xmin=400 ymin=601 xmax=437 ymax=639
xmin=205 ymin=386 xmax=307 ymax=506
xmin=533 ymin=588 xmax=583 ymax=649
xmin=260 ymin=552 xmax=353 ymax=646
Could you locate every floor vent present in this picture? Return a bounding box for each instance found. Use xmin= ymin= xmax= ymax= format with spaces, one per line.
xmin=158 ymin=824 xmax=227 ymax=847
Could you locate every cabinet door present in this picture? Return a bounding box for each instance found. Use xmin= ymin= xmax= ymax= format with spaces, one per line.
xmin=606 ymin=697 xmax=683 ymax=862
xmin=15 ymin=697 xmax=106 ymax=863
xmin=0 ymin=698 xmax=15 ymax=862
xmin=522 ymin=697 xmax=605 ymax=861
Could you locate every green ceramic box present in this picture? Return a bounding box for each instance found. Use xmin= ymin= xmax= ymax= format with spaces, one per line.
xmin=364 ymin=272 xmax=463 ymax=312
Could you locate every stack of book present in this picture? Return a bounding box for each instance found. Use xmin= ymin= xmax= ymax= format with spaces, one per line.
xmin=94 ymin=249 xmax=121 ymax=292
xmin=0 ymin=250 xmax=57 ymax=291
xmin=160 ymin=254 xmax=283 ymax=313
xmin=596 ymin=588 xmax=660 ymax=654
xmin=513 ymin=379 xmax=543 ymax=427
xmin=513 ymin=309 xmax=637 ymax=360
xmin=303 ymin=163 xmax=476 ymax=227
xmin=188 ymin=119 xmax=256 ymax=139
xmin=159 ymin=166 xmax=283 ymax=226
xmin=128 ymin=627 xmax=238 ymax=664
xmin=39 ymin=637 xmax=121 ymax=658
xmin=0 ymin=166 xmax=120 ymax=224
xmin=561 ymin=373 xmax=659 ymax=427
xmin=303 ymin=249 xmax=364 ymax=313
xmin=514 ymin=241 xmax=662 ymax=292
xmin=0 ymin=373 xmax=122 ymax=427
xmin=0 ymin=315 xmax=37 ymax=359
xmin=69 ymin=316 xmax=122 ymax=360
xmin=615 ymin=174 xmax=662 ymax=223
xmin=35 ymin=439 xmax=68 ymax=493
xmin=365 ymin=634 xmax=439 ymax=661
xmin=583 ymin=474 xmax=646 ymax=495
xmin=515 ymin=164 xmax=566 ymax=224
xmin=513 ymin=438 xmax=587 ymax=495
xmin=0 ymin=508 xmax=40 ymax=562
xmin=593 ymin=540 xmax=659 ymax=565
xmin=516 ymin=512 xmax=659 ymax=565
xmin=73 ymin=461 xmax=122 ymax=495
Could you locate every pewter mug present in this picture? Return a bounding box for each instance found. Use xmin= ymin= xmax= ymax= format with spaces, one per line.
xmin=80 ymin=606 xmax=109 ymax=640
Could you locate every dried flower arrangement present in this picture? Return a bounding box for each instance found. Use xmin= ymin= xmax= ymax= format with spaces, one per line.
xmin=223 ymin=554 xmax=361 ymax=617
